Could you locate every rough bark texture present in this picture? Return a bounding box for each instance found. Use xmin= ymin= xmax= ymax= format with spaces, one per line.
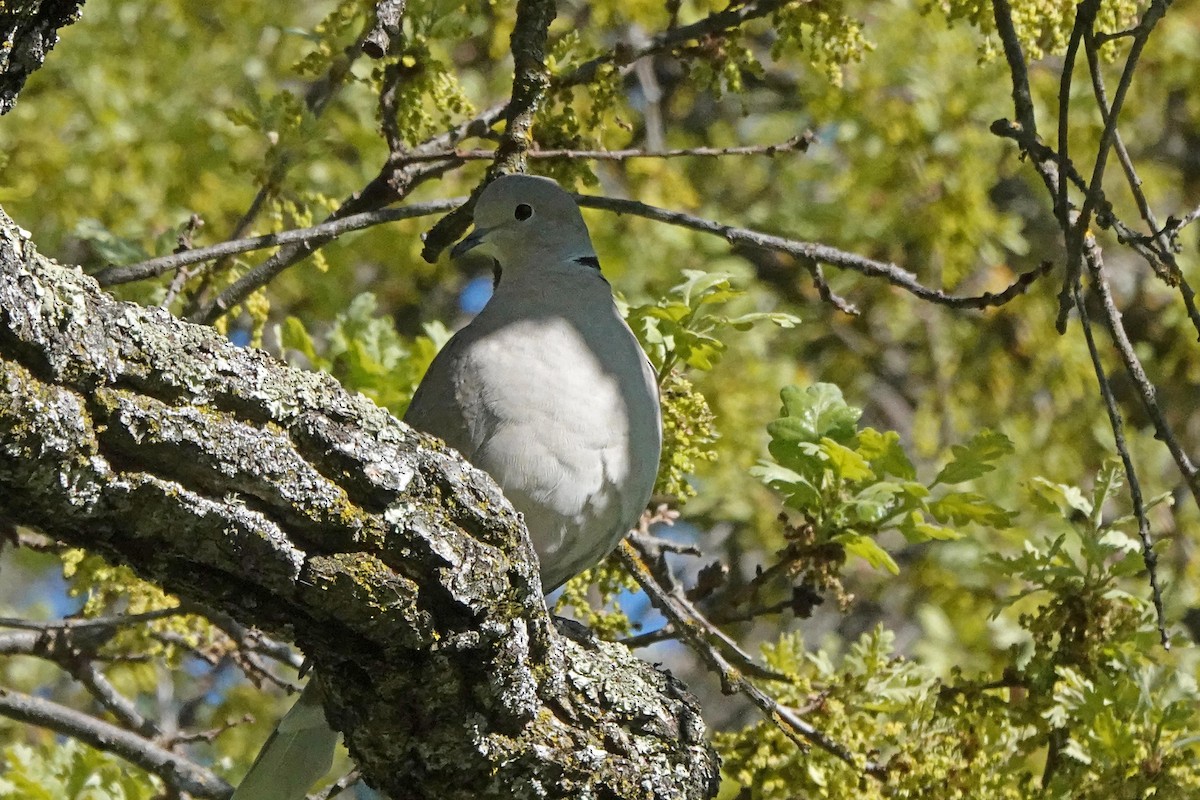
xmin=0 ymin=0 xmax=84 ymax=114
xmin=0 ymin=207 xmax=720 ymax=799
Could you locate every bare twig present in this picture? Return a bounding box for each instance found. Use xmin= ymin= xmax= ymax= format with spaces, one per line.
xmin=1054 ymin=0 xmax=1095 ymax=329
xmin=1082 ymin=244 xmax=1200 ymax=511
xmin=185 ymin=17 xmax=375 ymax=316
xmin=378 ymin=59 xmax=407 ymax=155
xmin=576 ymin=194 xmax=1052 ymax=310
xmin=989 ymin=0 xmax=1061 ymax=202
xmin=95 ymin=199 xmax=463 ymax=287
xmin=70 ymin=660 xmax=161 ymax=738
xmin=1072 ymin=279 xmax=1168 ymax=646
xmin=195 ymin=158 xmax=462 ymax=323
xmin=390 ymin=133 xmax=815 ymax=164
xmin=0 ymin=687 xmax=231 ymax=798
xmin=616 ymin=538 xmax=886 ymax=778
xmin=1083 ymin=33 xmax=1176 ymax=277
xmin=560 ymin=0 xmax=792 ymax=88
xmin=0 ymin=607 xmax=185 ymax=631
xmin=1083 ymin=30 xmax=1200 ymax=344
xmin=805 ymin=261 xmax=860 ymax=315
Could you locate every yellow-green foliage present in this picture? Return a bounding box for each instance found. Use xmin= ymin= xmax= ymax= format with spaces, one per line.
xmin=279 ymin=292 xmax=450 ymax=416
xmin=554 ymin=558 xmax=642 ymax=640
xmin=0 ymin=739 xmax=159 ymax=800
xmin=657 ymin=370 xmax=719 ymax=501
xmin=772 ymin=0 xmax=873 ymax=86
xmin=59 ymin=550 xmax=218 ymax=665
xmin=925 ymin=0 xmax=1144 ymax=59
xmin=720 ymin=462 xmax=1200 ymax=798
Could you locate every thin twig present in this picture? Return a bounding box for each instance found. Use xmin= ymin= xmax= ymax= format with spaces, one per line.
xmin=195 ymin=158 xmax=461 ymax=323
xmin=1083 ymin=32 xmax=1176 ymax=278
xmin=576 ymin=194 xmax=1052 ymax=310
xmin=185 ymin=18 xmax=375 ymax=316
xmin=989 ymin=0 xmax=1062 ymax=204
xmin=1071 ymin=280 xmax=1169 ymax=646
xmin=1054 ymin=0 xmax=1094 ymax=329
xmin=390 ymin=133 xmax=815 ymax=164
xmin=616 ymin=538 xmax=886 ymax=778
xmin=0 ymin=687 xmax=231 ymax=798
xmin=805 ymin=261 xmax=860 ymax=315
xmin=95 ymin=199 xmax=463 ymax=286
xmin=1082 ymin=243 xmax=1200 ymax=511
xmin=0 ymin=607 xmax=185 ymax=631
xmin=70 ymin=660 xmax=161 ymax=738
xmin=560 ymin=0 xmax=792 ymax=88
xmin=1083 ymin=31 xmax=1200 ymax=343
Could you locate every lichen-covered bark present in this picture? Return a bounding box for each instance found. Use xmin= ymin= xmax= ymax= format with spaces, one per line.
xmin=0 ymin=0 xmax=85 ymax=114
xmin=0 ymin=207 xmax=719 ymax=799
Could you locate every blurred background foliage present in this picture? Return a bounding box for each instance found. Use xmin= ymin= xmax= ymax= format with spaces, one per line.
xmin=3 ymin=0 xmax=1200 ymax=796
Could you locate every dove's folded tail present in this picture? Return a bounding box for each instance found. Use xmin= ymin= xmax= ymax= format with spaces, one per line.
xmin=230 ymin=683 xmax=338 ymax=800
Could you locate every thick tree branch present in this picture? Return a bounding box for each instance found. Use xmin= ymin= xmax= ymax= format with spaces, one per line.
xmin=0 ymin=208 xmax=719 ymax=799
xmin=0 ymin=0 xmax=84 ymax=114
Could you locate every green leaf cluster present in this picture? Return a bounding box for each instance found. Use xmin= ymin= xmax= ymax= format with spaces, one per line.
xmin=719 ymin=460 xmax=1200 ymax=798
xmin=754 ymin=383 xmax=1014 ymax=575
xmin=629 ymin=269 xmax=799 ymax=378
xmin=279 ymin=292 xmax=450 ymax=415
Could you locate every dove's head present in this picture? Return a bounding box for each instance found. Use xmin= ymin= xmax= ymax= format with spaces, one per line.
xmin=451 ymin=175 xmax=597 ymax=271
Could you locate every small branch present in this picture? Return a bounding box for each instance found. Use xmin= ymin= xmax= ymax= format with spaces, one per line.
xmin=160 ymin=713 xmax=254 ymax=748
xmin=1081 ymin=242 xmax=1200 ymax=511
xmin=390 ymin=133 xmax=815 ymax=164
xmin=70 ymin=660 xmax=161 ymax=738
xmin=418 ymin=0 xmax=558 ymax=262
xmin=560 ymin=0 xmax=792 ymax=88
xmin=184 ymin=18 xmax=375 ymax=316
xmin=362 ymin=0 xmax=406 ymax=59
xmin=1083 ymin=27 xmax=1200 ymax=343
xmin=417 ymin=0 xmax=796 ymax=264
xmin=990 ymin=0 xmax=1060 ymax=201
xmin=1072 ymin=281 xmax=1168 ymax=646
xmin=0 ymin=687 xmax=231 ymax=798
xmin=95 ymin=199 xmax=463 ymax=287
xmin=576 ymin=194 xmax=1052 ymax=310
xmin=379 ymin=59 xmax=407 ymax=155
xmin=805 ymin=261 xmax=860 ymax=315
xmin=616 ymin=539 xmax=885 ymax=778
xmin=1054 ymin=0 xmax=1094 ymax=329
xmin=0 ymin=607 xmax=185 ymax=631
xmin=1083 ymin=31 xmax=1177 ymax=280
xmin=195 ymin=159 xmax=461 ymax=323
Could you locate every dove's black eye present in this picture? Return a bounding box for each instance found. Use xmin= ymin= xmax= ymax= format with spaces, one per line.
xmin=514 ymin=203 xmax=533 ymax=221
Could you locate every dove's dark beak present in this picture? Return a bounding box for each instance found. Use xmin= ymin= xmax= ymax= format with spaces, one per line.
xmin=451 ymin=227 xmax=490 ymax=258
